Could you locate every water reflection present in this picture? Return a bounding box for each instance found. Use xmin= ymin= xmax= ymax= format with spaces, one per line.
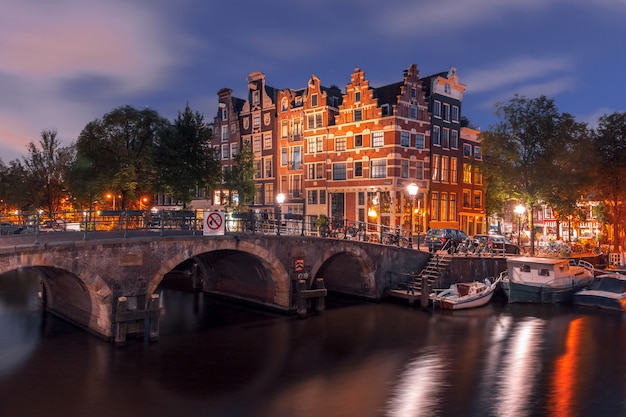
xmin=386 ymin=347 xmax=446 ymax=417
xmin=494 ymin=318 xmax=544 ymax=417
xmin=4 ymin=268 xmax=626 ymax=416
xmin=0 ymin=269 xmax=42 ymax=378
xmin=548 ymin=317 xmax=585 ymax=417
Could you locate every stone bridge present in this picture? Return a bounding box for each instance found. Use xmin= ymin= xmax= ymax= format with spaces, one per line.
xmin=0 ymin=232 xmax=431 ymax=344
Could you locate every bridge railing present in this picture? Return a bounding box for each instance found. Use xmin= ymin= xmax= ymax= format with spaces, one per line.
xmin=223 ymin=214 xmax=422 ymax=249
xmin=1 ymin=210 xmax=422 ymax=250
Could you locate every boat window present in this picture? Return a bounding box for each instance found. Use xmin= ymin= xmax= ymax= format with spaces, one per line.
xmin=539 ymin=269 xmax=550 ymax=276
xmin=520 ymin=265 xmax=531 ymax=273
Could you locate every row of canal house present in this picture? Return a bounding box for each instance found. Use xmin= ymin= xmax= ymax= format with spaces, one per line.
xmin=201 ymin=64 xmax=485 ymax=237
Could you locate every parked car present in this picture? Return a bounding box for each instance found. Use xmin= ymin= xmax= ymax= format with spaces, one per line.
xmin=473 ymin=234 xmax=521 ymax=254
xmin=424 ymin=228 xmax=469 ymax=252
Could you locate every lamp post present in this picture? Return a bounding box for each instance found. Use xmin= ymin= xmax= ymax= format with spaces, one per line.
xmin=276 ymin=193 xmax=285 ymax=236
xmin=514 ymin=204 xmax=525 ymax=247
xmin=407 ymin=183 xmax=418 ymax=249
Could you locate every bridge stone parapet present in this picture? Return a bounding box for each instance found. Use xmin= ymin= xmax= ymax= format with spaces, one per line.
xmin=0 ymin=233 xmax=430 ymax=343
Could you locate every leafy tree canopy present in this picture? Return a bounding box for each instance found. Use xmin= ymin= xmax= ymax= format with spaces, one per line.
xmin=154 ymin=104 xmax=221 ymax=209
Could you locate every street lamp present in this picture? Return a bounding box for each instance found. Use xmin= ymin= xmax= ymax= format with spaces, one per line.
xmin=407 ymin=183 xmax=418 ymax=249
xmin=514 ymin=204 xmax=525 ymax=246
xmin=276 ymin=193 xmax=285 ymax=236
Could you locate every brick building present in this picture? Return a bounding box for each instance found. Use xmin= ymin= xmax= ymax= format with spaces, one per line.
xmin=172 ymin=64 xmax=484 ymax=236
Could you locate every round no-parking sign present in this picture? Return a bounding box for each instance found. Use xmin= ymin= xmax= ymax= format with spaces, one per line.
xmin=203 ymin=211 xmax=225 ymax=236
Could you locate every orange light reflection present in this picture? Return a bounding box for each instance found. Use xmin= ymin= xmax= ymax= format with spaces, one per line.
xmin=547 ymin=317 xmax=586 ymax=417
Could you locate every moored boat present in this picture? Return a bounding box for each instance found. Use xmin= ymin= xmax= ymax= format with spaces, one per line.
xmin=573 ymin=273 xmax=626 ymax=312
xmin=433 ymin=274 xmax=502 ymax=310
xmin=501 ymin=257 xmax=594 ymax=303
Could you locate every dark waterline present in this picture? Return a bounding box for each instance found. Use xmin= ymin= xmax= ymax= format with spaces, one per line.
xmin=1 ymin=269 xmax=626 ymax=417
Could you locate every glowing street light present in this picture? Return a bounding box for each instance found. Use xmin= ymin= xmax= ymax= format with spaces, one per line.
xmin=407 ymin=183 xmax=418 ymax=249
xmin=276 ymin=193 xmax=285 ymax=235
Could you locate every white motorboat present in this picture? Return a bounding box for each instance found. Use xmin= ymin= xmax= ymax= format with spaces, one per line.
xmin=433 ymin=274 xmax=502 ymax=310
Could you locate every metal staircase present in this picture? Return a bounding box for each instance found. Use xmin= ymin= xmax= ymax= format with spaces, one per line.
xmin=406 ymin=251 xmax=452 ymax=295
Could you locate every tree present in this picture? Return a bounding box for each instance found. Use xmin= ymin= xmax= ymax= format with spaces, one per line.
xmin=590 ymin=112 xmax=626 ymax=250
xmin=540 ymin=113 xmax=592 ymax=241
xmin=154 ymin=104 xmax=220 ymax=209
xmin=22 ymin=129 xmax=74 ymax=219
xmin=0 ymin=159 xmax=33 ymax=219
xmin=481 ymin=95 xmax=584 ymax=254
xmin=222 ymin=141 xmax=256 ymax=209
xmin=68 ymin=105 xmax=170 ymax=210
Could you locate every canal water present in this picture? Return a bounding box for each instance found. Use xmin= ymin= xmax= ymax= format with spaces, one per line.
xmin=1 ymin=268 xmax=626 ymax=417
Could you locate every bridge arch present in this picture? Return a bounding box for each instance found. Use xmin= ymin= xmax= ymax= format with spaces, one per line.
xmin=0 ymin=252 xmax=113 ymax=337
xmin=146 ymin=239 xmax=290 ymax=309
xmin=311 ymin=242 xmax=378 ymax=297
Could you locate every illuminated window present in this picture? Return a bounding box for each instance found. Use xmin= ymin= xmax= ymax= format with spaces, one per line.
xmin=462 ymin=190 xmax=471 ymax=208
xmin=474 ymin=191 xmax=482 ymax=208
xmin=449 ymin=193 xmax=457 ymax=220
xmin=440 ymin=193 xmax=448 ymax=221
xmin=463 ymin=163 xmax=472 ymax=183
xmin=450 ymin=157 xmax=458 ymax=183
xmin=441 ymin=156 xmax=449 ymax=182
xmin=431 ymin=192 xmax=439 ymax=221
xmin=432 ymin=155 xmax=440 ymax=181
